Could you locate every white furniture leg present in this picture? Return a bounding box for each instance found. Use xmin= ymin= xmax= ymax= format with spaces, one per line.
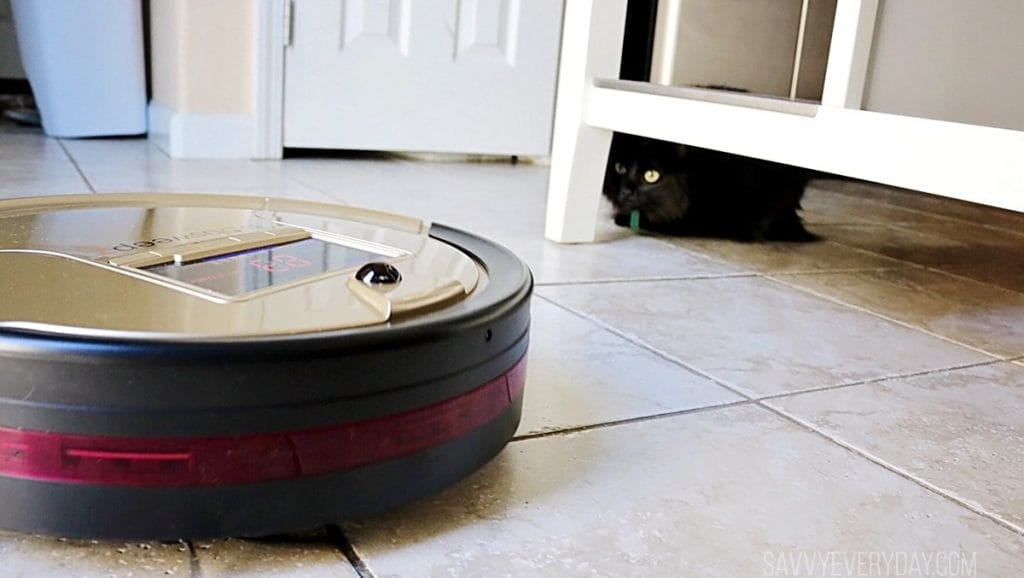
xmin=544 ymin=0 xmax=629 ymax=243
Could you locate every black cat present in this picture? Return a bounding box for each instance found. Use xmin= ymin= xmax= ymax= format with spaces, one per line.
xmin=603 ymin=133 xmax=818 ymax=242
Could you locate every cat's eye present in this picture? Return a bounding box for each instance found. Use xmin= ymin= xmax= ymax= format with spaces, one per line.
xmin=614 ymin=162 xmax=627 ymax=175
xmin=643 ymin=169 xmax=661 ymax=184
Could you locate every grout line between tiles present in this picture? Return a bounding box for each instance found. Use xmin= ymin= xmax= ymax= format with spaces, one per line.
xmin=645 ymin=233 xmax=759 ymax=266
xmin=644 ymin=224 xmax=913 ymax=270
xmin=802 ymin=235 xmax=939 ymax=271
xmin=632 ymin=224 xmax=944 ymax=281
xmin=186 ymin=540 xmax=201 ymax=578
xmin=942 ymin=218 xmax=1024 ymax=241
xmin=56 ymin=140 xmax=95 ymax=193
xmin=534 ymin=272 xmax=758 ymax=287
xmin=761 ymin=265 xmax=914 ymax=278
xmin=751 ymin=358 xmax=1008 ymax=403
xmin=818 ymin=185 xmax=1024 ymax=241
xmin=326 ymin=525 xmax=376 ymax=578
xmin=764 ymin=275 xmax=1013 ymax=361
xmin=915 ymin=263 xmax=1024 ymax=299
xmin=536 ymin=289 xmax=1010 ymax=406
xmin=644 ymin=234 xmax=760 ymax=274
xmin=533 ymin=265 xmax=923 ymax=288
xmin=828 ymin=234 xmax=1024 ymax=300
xmin=265 ymin=159 xmax=396 ymax=203
xmin=535 ymin=294 xmax=755 ymax=401
xmin=761 ymin=403 xmax=1024 ymax=538
xmin=817 ymin=225 xmax=1024 ymax=298
xmin=512 ymin=352 xmax=999 ymax=442
xmin=531 ymin=296 xmax=1005 ymax=442
xmin=265 ymin=171 xmax=345 ymax=203
xmin=512 ymin=398 xmax=753 ymax=442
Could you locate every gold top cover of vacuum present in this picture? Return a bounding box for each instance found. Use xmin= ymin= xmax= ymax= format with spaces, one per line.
xmin=0 ymin=194 xmax=481 ymax=339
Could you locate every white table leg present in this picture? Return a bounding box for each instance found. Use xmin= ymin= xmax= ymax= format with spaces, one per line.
xmin=544 ymin=0 xmax=629 ymax=243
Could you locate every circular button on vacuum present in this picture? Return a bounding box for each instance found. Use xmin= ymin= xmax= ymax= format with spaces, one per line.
xmin=356 ymin=262 xmax=402 ymax=287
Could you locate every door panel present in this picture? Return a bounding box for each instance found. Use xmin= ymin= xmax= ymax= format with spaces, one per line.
xmin=456 ymin=0 xmax=517 ymax=64
xmin=340 ymin=0 xmax=409 ymax=54
xmin=284 ymin=0 xmax=563 ymax=155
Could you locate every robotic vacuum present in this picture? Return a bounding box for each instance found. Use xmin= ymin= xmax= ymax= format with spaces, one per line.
xmin=0 ymin=193 xmax=531 ymax=540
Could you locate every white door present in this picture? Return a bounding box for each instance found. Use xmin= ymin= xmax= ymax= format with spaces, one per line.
xmin=283 ymin=0 xmax=564 ymax=156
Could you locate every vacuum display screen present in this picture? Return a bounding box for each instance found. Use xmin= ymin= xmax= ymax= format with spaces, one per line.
xmin=145 ymin=238 xmax=387 ymax=296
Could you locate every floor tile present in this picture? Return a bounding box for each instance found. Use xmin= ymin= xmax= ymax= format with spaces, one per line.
xmin=801 ymin=179 xmax=958 ymax=227
xmin=80 ymin=160 xmax=332 ymax=201
xmin=58 ymin=137 xmax=163 ymax=165
xmin=194 ymin=535 xmax=358 ymax=578
xmin=903 ymin=222 xmax=1024 ymax=295
xmin=657 ymin=234 xmax=908 ymax=275
xmin=775 ymin=267 xmax=1024 ymax=357
xmin=280 ymin=155 xmax=452 ymax=202
xmin=539 ymin=277 xmax=992 ymax=396
xmin=0 ymin=160 xmax=91 ymax=197
xmin=515 ymin=236 xmax=746 ymax=285
xmin=816 ymin=224 xmax=975 ymax=267
xmin=822 ymin=178 xmax=1024 ymax=235
xmin=894 ymin=218 xmax=1024 ymax=258
xmin=822 ymin=223 xmax=1024 ymax=294
xmin=0 ymin=133 xmax=68 ymax=163
xmin=314 ymin=160 xmax=550 ymax=236
xmin=344 ymin=405 xmax=1024 ymax=577
xmin=62 ymin=139 xmax=334 ymax=202
xmin=0 ymin=532 xmax=190 ymax=577
xmin=518 ymin=299 xmax=742 ymax=436
xmin=0 ymin=122 xmax=41 ymax=136
xmin=767 ymin=362 xmax=1024 ymax=530
xmin=941 ymin=264 xmax=1024 ymax=296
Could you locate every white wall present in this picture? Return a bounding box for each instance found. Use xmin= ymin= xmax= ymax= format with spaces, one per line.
xmin=150 ymin=0 xmax=253 ymax=115
xmin=864 ymin=0 xmax=1024 ymax=131
xmin=148 ymin=0 xmax=256 ymax=158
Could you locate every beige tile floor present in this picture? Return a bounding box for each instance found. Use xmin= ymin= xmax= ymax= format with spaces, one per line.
xmin=1 ymin=124 xmax=1023 ymax=577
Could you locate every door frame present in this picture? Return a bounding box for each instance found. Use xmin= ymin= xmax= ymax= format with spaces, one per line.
xmin=254 ymin=0 xmax=286 ymax=159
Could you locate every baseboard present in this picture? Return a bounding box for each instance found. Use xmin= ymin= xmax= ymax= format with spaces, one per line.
xmin=147 ymin=101 xmax=255 ymax=159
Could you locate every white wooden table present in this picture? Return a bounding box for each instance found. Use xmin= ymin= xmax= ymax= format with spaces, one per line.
xmin=544 ymin=0 xmax=1024 ymax=243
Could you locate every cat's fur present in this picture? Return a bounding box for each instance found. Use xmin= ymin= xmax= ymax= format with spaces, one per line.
xmin=603 ymin=134 xmax=817 ymax=242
